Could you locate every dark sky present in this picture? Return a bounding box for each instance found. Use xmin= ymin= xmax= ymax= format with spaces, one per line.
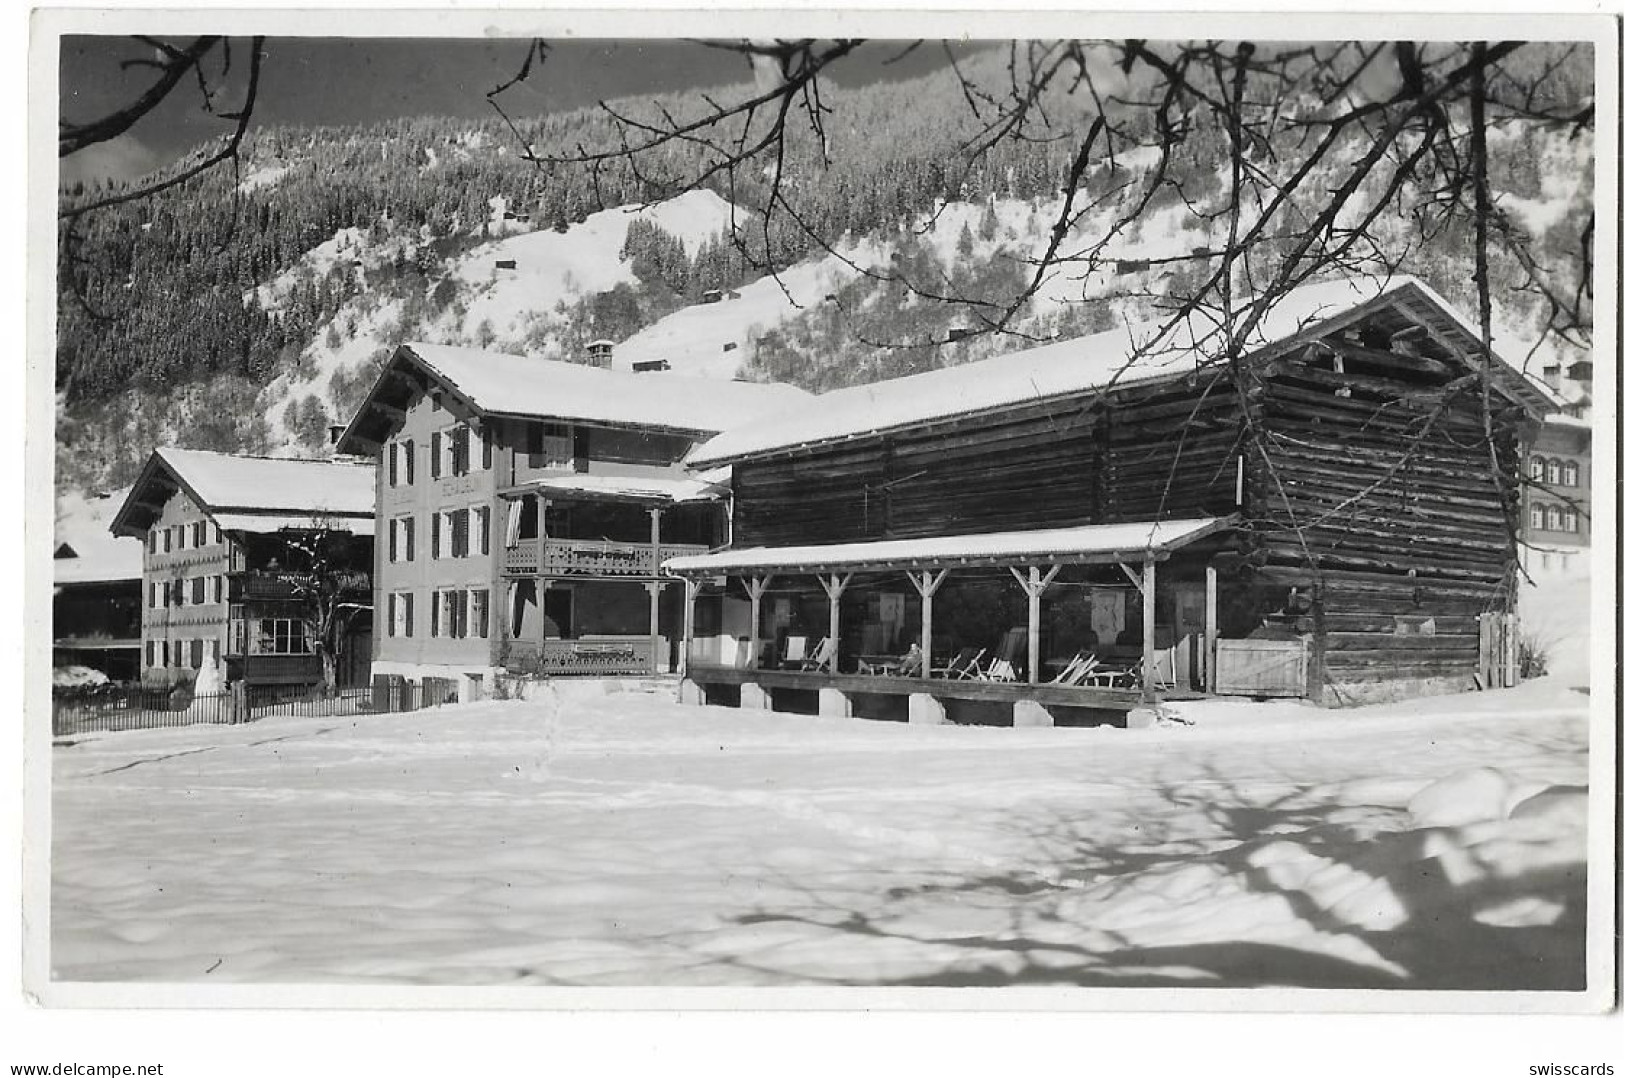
xmin=60 ymin=37 xmax=960 ymax=183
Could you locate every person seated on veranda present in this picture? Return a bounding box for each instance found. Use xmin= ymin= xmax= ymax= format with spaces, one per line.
xmin=895 ymin=642 xmax=924 ymax=677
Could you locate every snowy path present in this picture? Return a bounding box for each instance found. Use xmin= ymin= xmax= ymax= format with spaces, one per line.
xmin=51 ymin=683 xmax=1590 ymax=989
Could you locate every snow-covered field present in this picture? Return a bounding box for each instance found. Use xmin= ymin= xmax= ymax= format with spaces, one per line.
xmin=51 ymin=674 xmax=1592 ymax=990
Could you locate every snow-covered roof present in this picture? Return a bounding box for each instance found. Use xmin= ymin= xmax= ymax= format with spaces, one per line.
xmin=110 ymin=449 xmax=375 ymax=538
xmin=663 ymin=517 xmax=1232 ymax=575
xmin=689 ymin=275 xmax=1556 ymax=467
xmin=339 ymin=344 xmax=809 ymax=452
xmin=510 ymin=471 xmax=729 ymax=506
xmin=55 ymin=489 xmax=143 ymax=585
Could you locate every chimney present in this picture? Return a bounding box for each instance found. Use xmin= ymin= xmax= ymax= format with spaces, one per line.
xmin=328 ymin=424 xmax=347 ymax=446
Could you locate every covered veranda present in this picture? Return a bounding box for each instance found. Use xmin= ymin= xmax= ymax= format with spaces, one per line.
xmin=663 ymin=517 xmax=1237 ymax=726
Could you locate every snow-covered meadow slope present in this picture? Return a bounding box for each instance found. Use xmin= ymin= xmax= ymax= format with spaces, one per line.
xmin=52 ymin=673 xmax=1592 ymax=990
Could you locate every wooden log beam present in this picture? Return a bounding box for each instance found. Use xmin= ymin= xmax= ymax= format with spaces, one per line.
xmin=681 ymin=577 xmax=698 ymax=675
xmin=1205 ymin=563 xmax=1218 ymax=693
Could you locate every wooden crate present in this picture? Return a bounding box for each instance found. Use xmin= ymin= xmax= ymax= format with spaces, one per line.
xmin=1213 ymin=638 xmax=1309 ymax=697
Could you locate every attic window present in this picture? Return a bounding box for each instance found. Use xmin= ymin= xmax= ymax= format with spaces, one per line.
xmin=54 ymin=543 xmax=76 ymax=559
xmin=1393 ymin=615 xmax=1435 ymax=636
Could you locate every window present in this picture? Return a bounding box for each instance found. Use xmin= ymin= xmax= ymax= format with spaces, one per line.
xmin=388 ymin=442 xmax=398 ymax=487
xmin=1562 ymin=460 xmax=1580 ymax=487
xmin=433 ymin=589 xmax=477 ymax=638
xmin=160 ymin=640 xmax=170 ymax=667
xmin=209 ymin=639 xmax=220 ymax=665
xmin=149 ymin=530 xmax=158 ymax=554
xmin=471 ymin=589 xmax=489 ymax=638
xmin=190 ymin=639 xmax=204 ymax=669
xmin=432 ymin=512 xmax=443 ymax=559
xmin=191 ymin=577 xmax=205 ymax=604
xmin=431 ymin=431 xmax=443 ymax=479
xmin=403 ymin=439 xmax=415 ymax=484
xmin=213 ymin=575 xmax=223 ymax=603
xmin=529 ymin=422 xmax=574 ymax=468
xmin=390 ymin=516 xmax=416 ymax=563
xmin=163 ymin=528 xmax=172 ymax=553
xmin=149 ymin=582 xmax=160 ymax=608
xmin=213 ymin=523 xmax=223 ymax=545
xmin=475 ymin=507 xmax=491 ymax=556
xmin=253 ymin=618 xmax=311 ymax=656
xmin=146 ymin=640 xmax=156 ymax=666
xmin=176 ymin=524 xmax=186 ymax=551
xmin=388 ymin=591 xmax=414 ymax=638
xmin=1531 ymin=504 xmax=1547 ymax=530
xmin=195 ymin=521 xmax=207 ymax=546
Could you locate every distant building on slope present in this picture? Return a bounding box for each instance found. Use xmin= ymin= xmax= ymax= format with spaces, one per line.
xmin=109 ymin=449 xmax=377 ymax=692
xmin=335 ymin=343 xmax=808 ymax=700
xmin=1522 ymin=357 xmax=1593 ymax=578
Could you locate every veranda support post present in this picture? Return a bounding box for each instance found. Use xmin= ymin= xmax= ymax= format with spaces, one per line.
xmin=743 ymin=574 xmax=773 ymax=669
xmin=644 ymin=581 xmax=663 ymax=675
xmin=820 ymin=572 xmax=852 ymax=674
xmin=1010 ymin=564 xmax=1061 ymax=685
xmin=681 ymin=577 xmax=698 ymax=675
xmin=646 ymin=507 xmax=664 ymax=675
xmin=1205 ymin=563 xmax=1219 ymax=692
xmin=1141 ymin=554 xmax=1157 ymax=704
xmin=905 ymin=568 xmax=948 ymax=678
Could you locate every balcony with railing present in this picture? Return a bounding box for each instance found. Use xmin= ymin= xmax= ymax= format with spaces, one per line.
xmin=505 ymin=638 xmax=657 ymax=676
xmin=503 ymin=539 xmax=708 ymax=577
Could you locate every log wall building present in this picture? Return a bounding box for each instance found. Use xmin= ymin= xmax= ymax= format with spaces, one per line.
xmin=671 ymin=276 xmax=1554 ymax=710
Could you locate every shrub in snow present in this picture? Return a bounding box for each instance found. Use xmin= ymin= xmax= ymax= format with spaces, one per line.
xmin=52 ymin=665 xmax=109 ymax=689
xmin=1518 ymin=633 xmax=1551 ymax=679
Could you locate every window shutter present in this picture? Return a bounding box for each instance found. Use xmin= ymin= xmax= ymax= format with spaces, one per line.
xmin=431 ymin=590 xmax=441 ymax=637
xmin=478 ymin=508 xmax=491 ymax=555
xmin=432 ymin=513 xmax=442 ymax=559
xmin=387 ymin=593 xmax=397 ymax=638
xmin=404 ymin=593 xmax=415 ymax=637
xmin=389 ymin=518 xmax=398 ymax=562
xmin=389 ymin=442 xmax=398 ymax=486
xmin=431 ymin=431 xmax=442 ymax=478
xmin=405 ymin=517 xmax=416 ymax=561
xmin=453 ymin=509 xmax=469 ymax=557
xmin=479 ymin=428 xmax=492 ymax=470
xmin=473 ymin=590 xmax=489 ymax=638
xmin=404 ymin=440 xmax=415 ymax=484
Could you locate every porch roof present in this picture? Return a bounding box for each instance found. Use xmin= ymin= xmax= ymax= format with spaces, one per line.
xmin=663 ymin=516 xmax=1233 ymax=575
xmin=502 ymin=470 xmax=729 ymax=506
xmin=212 ymin=512 xmax=377 ymax=538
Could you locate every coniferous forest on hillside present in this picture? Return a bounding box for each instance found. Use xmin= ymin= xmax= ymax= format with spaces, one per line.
xmin=56 ymin=42 xmax=1595 ymax=492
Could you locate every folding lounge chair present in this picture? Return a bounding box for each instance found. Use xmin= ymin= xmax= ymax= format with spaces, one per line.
xmin=943 ymin=647 xmax=986 ymax=680
xmin=981 ymin=657 xmax=1018 ymax=682
xmin=781 ymin=636 xmax=809 ymax=668
xmin=801 ymin=637 xmax=836 ymax=673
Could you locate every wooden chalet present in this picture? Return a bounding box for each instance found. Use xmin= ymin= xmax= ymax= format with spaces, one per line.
xmin=664 ymin=276 xmax=1557 ymax=724
xmin=110 ymin=449 xmax=377 ymax=691
xmin=335 ymin=343 xmax=807 ymax=698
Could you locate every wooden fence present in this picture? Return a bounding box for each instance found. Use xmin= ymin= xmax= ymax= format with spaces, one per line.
xmin=1212 ymin=638 xmax=1310 ymax=698
xmin=52 ymin=686 xmax=372 ymax=736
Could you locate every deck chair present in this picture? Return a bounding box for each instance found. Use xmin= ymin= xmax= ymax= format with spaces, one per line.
xmin=801 ymin=637 xmax=835 ymax=673
xmin=981 ymin=657 xmax=1018 ymax=682
xmin=781 ymin=635 xmax=809 ymax=668
xmin=943 ymin=647 xmax=986 ymax=680
xmin=1047 ymin=653 xmax=1098 ymax=686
